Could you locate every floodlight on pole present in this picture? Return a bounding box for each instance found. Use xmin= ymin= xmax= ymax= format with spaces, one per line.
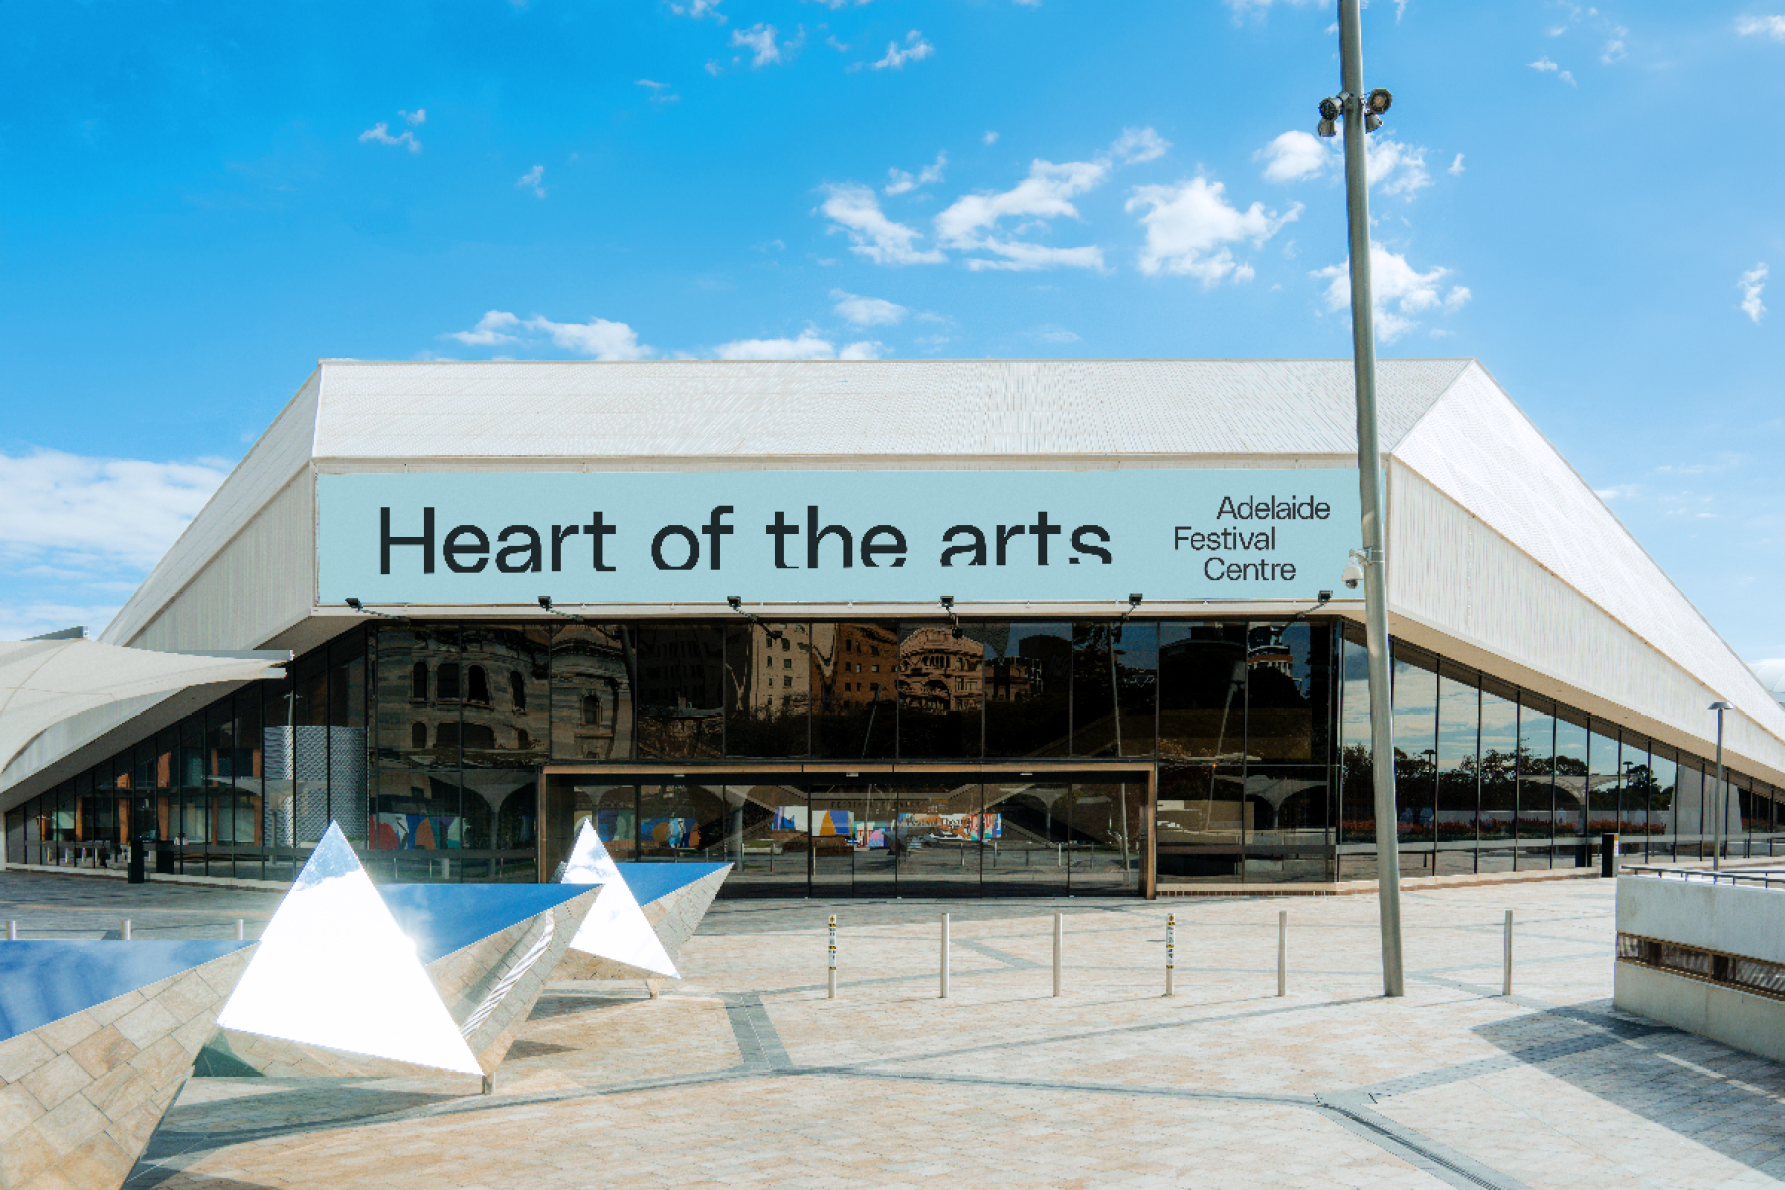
xmin=1321 ymin=0 xmax=1405 ymax=997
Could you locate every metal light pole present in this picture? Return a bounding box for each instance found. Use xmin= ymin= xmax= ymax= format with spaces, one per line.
xmin=1319 ymin=0 xmax=1404 ymax=996
xmin=1710 ymin=700 xmax=1730 ymax=870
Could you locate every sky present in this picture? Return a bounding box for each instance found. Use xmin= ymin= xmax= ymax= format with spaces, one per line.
xmin=1 ymin=0 xmax=1781 ymax=660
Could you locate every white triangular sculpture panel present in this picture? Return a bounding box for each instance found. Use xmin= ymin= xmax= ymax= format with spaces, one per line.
xmin=216 ymin=823 xmax=482 ymax=1075
xmin=558 ymin=819 xmax=680 ymax=979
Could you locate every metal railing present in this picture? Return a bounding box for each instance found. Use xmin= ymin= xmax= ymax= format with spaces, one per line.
xmin=1623 ymin=863 xmax=1785 ymax=891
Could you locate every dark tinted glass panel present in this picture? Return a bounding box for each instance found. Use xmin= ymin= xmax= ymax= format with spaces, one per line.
xmin=1391 ymin=650 xmax=1438 ymax=843
xmin=1645 ymin=745 xmax=1678 ymax=859
xmin=1245 ymin=622 xmax=1329 ymax=764
xmin=458 ymin=625 xmax=550 ymax=768
xmin=812 ymin=621 xmax=898 ymax=758
xmin=897 ymin=623 xmax=985 ymax=760
xmin=549 ymin=624 xmax=635 ymax=762
xmin=369 ymin=769 xmax=462 ymax=855
xmin=1337 ymin=631 xmax=1374 ymax=842
xmin=1435 ymin=663 xmax=1479 ymax=848
xmin=982 ymin=781 xmax=1070 ymax=894
xmin=1159 ymin=622 xmax=1249 ymax=763
xmin=632 ymin=624 xmax=724 ymax=760
xmin=725 ymin=622 xmax=811 ymax=759
xmin=373 ymin=627 xmax=460 ymax=770
xmin=1586 ymin=725 xmax=1622 ymax=833
xmin=1063 ymin=782 xmax=1143 ymax=894
xmin=1155 ymin=765 xmax=1244 ymax=882
xmin=984 ymin=623 xmax=1071 ymax=758
xmin=459 ymin=769 xmax=536 ymax=854
xmin=1069 ymin=621 xmax=1157 ymax=759
xmin=1554 ymin=707 xmax=1589 ymax=845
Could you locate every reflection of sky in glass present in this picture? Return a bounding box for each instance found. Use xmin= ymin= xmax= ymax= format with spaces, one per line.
xmin=0 ymin=941 xmax=250 ymax=1042
xmin=1339 ymin=638 xmax=1370 ymax=751
xmin=1589 ymin=730 xmax=1620 ymax=781
xmin=1436 ymin=676 xmax=1478 ymax=772
xmin=1480 ymin=690 xmax=1518 ymax=753
xmin=1520 ymin=706 xmax=1555 ymax=758
xmin=1556 ymin=719 xmax=1588 ymax=767
xmin=1391 ymin=660 xmax=1436 ymax=757
xmin=380 ymin=885 xmax=593 ymax=964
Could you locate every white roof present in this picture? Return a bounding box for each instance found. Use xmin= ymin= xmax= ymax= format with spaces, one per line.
xmin=0 ymin=639 xmax=283 ymax=772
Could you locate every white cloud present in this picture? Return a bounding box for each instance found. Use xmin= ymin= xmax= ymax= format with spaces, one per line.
xmin=872 ymin=30 xmax=934 ymax=70
xmin=1221 ymin=0 xmax=1322 ymax=16
xmin=636 ymin=79 xmax=680 ymax=104
xmin=1033 ymin=327 xmax=1081 ymax=343
xmin=1366 ymin=138 xmax=1431 ymax=197
xmin=983 ymin=130 xmax=999 ymax=145
xmin=1257 ymin=130 xmax=1330 ymax=183
xmin=670 ymin=0 xmax=726 ymax=21
xmin=522 ymin=315 xmax=651 ymax=359
xmin=1601 ymin=31 xmax=1627 ymax=62
xmin=1312 ymin=243 xmax=1470 ymax=342
xmin=831 ymin=289 xmax=908 ymax=327
xmin=1110 ymin=127 xmax=1169 ymax=164
xmin=446 ymin=310 xmax=521 ymax=346
xmin=1529 ymin=57 xmax=1576 ymax=85
xmin=713 ymin=332 xmax=881 ymax=360
xmin=358 ymin=121 xmax=421 ymax=153
xmin=1736 ymin=15 xmax=1785 ymax=39
xmin=809 ymin=0 xmax=870 ymax=8
xmin=731 ymin=23 xmax=785 ymax=67
xmin=1739 ymin=263 xmax=1768 ymax=323
xmin=515 ymin=164 xmax=546 ymax=198
xmin=0 ymin=449 xmax=232 ymax=586
xmin=399 ymin=108 xmax=426 ymax=126
xmin=885 ymin=151 xmax=947 ymax=195
xmin=819 ymin=183 xmax=946 ymax=265
xmin=1127 ymin=177 xmax=1300 ymax=284
xmin=1449 ymin=153 xmax=1465 ymax=175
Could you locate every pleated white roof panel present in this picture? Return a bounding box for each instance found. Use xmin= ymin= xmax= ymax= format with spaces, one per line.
xmin=310 ymin=358 xmax=1475 ymax=463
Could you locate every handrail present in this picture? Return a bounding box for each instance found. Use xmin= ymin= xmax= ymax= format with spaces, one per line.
xmin=1624 ymin=863 xmax=1785 ymax=891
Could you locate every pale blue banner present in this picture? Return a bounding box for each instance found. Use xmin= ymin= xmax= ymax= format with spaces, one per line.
xmin=316 ymin=469 xmax=1360 ymax=605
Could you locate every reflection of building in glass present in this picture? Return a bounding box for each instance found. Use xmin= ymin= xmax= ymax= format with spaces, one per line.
xmin=811 ymin=622 xmax=897 ymax=709
xmin=897 ymin=627 xmax=984 ymax=713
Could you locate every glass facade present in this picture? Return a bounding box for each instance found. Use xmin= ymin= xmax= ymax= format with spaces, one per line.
xmin=6 ymin=618 xmax=1782 ymax=890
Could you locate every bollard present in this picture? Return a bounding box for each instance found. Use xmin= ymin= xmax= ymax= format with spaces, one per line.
xmin=1600 ymin=833 xmax=1621 ymax=879
xmin=827 ymin=914 xmax=837 ymax=999
xmin=7 ymin=921 xmax=15 ymax=941
xmin=1165 ymin=912 xmax=1176 ymax=997
xmin=123 ymin=920 xmax=131 ymax=941
xmin=237 ymin=919 xmax=246 ymax=941
xmin=1053 ymin=912 xmax=1064 ymax=997
xmin=1502 ymin=909 xmax=1514 ymax=996
xmin=940 ymin=913 xmax=951 ymax=999
xmin=1277 ymin=909 xmax=1287 ymax=997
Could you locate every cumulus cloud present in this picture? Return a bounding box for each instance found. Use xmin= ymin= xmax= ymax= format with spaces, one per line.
xmin=1127 ymin=178 xmax=1300 ymax=284
xmin=1529 ymin=57 xmax=1577 ymax=85
xmin=670 ymin=0 xmax=726 ymax=20
xmin=1257 ymin=131 xmax=1329 ymax=183
xmin=831 ymin=290 xmax=908 ymax=327
xmin=1739 ymin=263 xmax=1768 ymax=323
xmin=819 ymin=184 xmax=946 ymax=265
xmin=358 ymin=121 xmax=421 ymax=152
xmin=446 ymin=311 xmax=521 ymax=346
xmin=399 ymin=109 xmax=426 ymax=126
xmin=636 ymin=79 xmax=680 ymax=104
xmin=1736 ymin=15 xmax=1785 ymax=38
xmin=983 ymin=130 xmax=999 ymax=145
xmin=1109 ymin=127 xmax=1169 ymax=164
xmin=1449 ymin=153 xmax=1465 ymax=175
xmin=871 ymin=30 xmax=934 ymax=70
xmin=0 ymin=447 xmax=232 ymax=612
xmin=515 ymin=164 xmax=547 ymax=198
xmin=1366 ymin=138 xmax=1432 ymax=197
xmin=1312 ymin=244 xmax=1470 ymax=341
xmin=714 ymin=332 xmax=881 ymax=360
xmin=885 ymin=152 xmax=947 ymax=195
xmin=731 ymin=23 xmax=786 ymax=67
xmin=935 ymin=159 xmax=1108 ymax=271
xmin=443 ymin=311 xmax=652 ymax=359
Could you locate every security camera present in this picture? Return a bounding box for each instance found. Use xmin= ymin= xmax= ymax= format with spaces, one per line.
xmin=1341 ymin=561 xmax=1364 ymax=590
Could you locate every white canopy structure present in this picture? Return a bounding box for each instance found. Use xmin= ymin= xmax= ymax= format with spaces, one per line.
xmin=0 ymin=639 xmax=285 ymax=773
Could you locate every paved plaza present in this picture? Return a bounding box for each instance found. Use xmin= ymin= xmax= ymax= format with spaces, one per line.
xmin=4 ymin=872 xmax=1784 ymax=1188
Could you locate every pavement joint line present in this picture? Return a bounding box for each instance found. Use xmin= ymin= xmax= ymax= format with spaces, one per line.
xmin=1312 ymin=1090 xmax=1536 ymax=1190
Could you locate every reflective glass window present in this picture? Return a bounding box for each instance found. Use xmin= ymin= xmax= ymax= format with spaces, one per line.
xmin=1478 ymin=678 xmax=1518 ymax=843
xmin=1435 ymin=661 xmax=1480 ymax=851
xmin=1154 ymin=765 xmax=1244 ymax=882
xmin=549 ymin=624 xmax=635 ymax=762
xmin=1586 ymin=724 xmax=1622 ymax=834
xmin=1554 ymin=707 xmax=1589 ymax=847
xmin=725 ymin=622 xmax=811 ymax=758
xmin=812 ymin=621 xmax=898 ymax=758
xmin=1336 ymin=630 xmax=1374 ymax=843
xmin=983 ymin=623 xmax=1071 ymax=758
xmin=1071 ymin=621 xmax=1157 ymax=758
xmin=1245 ymin=622 xmax=1329 ymax=765
xmin=1159 ymin=622 xmax=1250 ymax=763
xmin=896 ymin=622 xmax=986 ymax=760
xmin=458 ymin=625 xmax=550 ymax=768
xmin=631 ymin=624 xmax=724 ymax=760
xmin=1391 ymin=647 xmax=1438 ymax=844
xmin=1517 ymin=695 xmax=1556 ymax=866
xmin=1645 ymin=744 xmax=1678 ymax=859
xmin=1675 ymin=757 xmax=1706 ymax=859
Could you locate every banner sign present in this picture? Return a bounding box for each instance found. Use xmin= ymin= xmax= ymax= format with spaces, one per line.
xmin=316 ymin=470 xmax=1360 ymax=605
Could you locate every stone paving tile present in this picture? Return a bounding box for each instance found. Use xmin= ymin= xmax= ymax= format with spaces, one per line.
xmin=0 ymin=871 xmax=1772 ymax=1188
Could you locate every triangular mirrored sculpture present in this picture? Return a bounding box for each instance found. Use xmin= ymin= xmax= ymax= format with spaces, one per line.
xmin=210 ymin=823 xmax=482 ymax=1077
xmin=619 ymin=861 xmax=732 ymax=964
xmin=553 ymin=819 xmax=682 ymax=980
xmin=380 ymin=883 xmax=600 ymax=1074
xmin=0 ymin=940 xmax=253 ymax=1190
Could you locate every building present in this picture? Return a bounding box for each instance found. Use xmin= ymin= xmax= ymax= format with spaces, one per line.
xmin=5 ymin=358 xmax=1783 ymax=896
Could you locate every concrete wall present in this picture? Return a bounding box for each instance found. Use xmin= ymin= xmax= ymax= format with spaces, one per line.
xmin=1613 ymin=875 xmax=1785 ymax=1062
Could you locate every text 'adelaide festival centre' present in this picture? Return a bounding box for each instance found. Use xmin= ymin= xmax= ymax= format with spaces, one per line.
xmin=5 ymin=358 xmax=1783 ymax=897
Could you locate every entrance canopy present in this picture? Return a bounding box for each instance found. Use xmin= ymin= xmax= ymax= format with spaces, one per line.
xmin=0 ymin=639 xmax=285 ymax=772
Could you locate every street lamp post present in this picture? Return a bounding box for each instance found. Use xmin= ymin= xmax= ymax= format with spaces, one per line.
xmin=1318 ymin=0 xmax=1404 ymax=996
xmin=1710 ymin=700 xmax=1731 ymax=870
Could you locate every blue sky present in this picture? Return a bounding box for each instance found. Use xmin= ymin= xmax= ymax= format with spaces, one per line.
xmin=2 ymin=0 xmax=1781 ymax=660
